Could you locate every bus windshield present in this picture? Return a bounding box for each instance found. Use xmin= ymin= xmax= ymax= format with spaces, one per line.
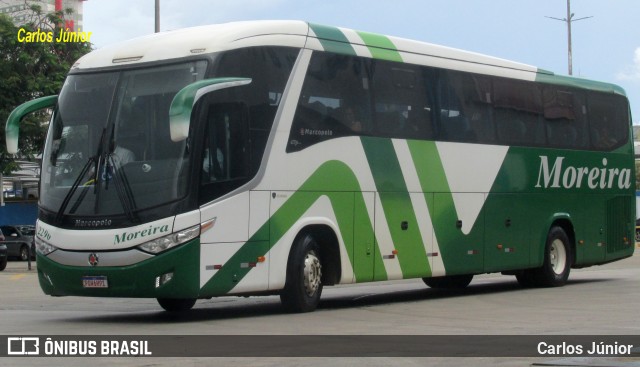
xmin=41 ymin=61 xmax=208 ymax=221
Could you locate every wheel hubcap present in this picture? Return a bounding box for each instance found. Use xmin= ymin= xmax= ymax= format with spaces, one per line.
xmin=550 ymin=239 xmax=567 ymax=275
xmin=303 ymin=251 xmax=322 ymax=297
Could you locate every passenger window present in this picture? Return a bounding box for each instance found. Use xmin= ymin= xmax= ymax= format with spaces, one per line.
xmin=288 ymin=52 xmax=371 ymax=152
xmin=371 ymin=61 xmax=435 ymax=140
xmin=437 ymin=71 xmax=493 ymax=143
xmin=197 ymin=101 xmax=252 ymax=203
xmin=493 ymin=78 xmax=545 ymax=146
xmin=286 ymin=51 xmax=630 ymax=154
xmin=216 ymin=47 xmax=298 ymax=167
xmin=543 ymin=87 xmax=588 ymax=149
xmin=198 ymin=47 xmax=298 ymax=204
xmin=588 ymin=93 xmax=629 ymax=151
xmin=201 ymin=103 xmax=249 ymax=184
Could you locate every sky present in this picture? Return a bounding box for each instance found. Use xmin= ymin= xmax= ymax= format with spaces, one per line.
xmin=83 ymin=0 xmax=640 ymax=122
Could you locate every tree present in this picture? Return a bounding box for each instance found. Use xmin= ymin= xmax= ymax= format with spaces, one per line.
xmin=0 ymin=6 xmax=92 ymax=175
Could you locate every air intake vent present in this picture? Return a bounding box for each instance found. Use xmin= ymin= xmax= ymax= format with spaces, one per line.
xmin=112 ymin=56 xmax=143 ymax=64
xmin=606 ymin=196 xmax=633 ymax=253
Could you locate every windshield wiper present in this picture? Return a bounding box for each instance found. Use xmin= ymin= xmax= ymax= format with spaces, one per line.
xmin=54 ymin=127 xmax=107 ymax=225
xmin=107 ymin=153 xmax=139 ymax=223
xmin=54 ymin=156 xmax=95 ymax=225
xmin=102 ymin=122 xmax=139 ymax=223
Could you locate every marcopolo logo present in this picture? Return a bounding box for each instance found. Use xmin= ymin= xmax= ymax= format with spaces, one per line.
xmin=535 ymin=156 xmax=632 ymax=190
xmin=114 ymin=224 xmax=170 ymax=245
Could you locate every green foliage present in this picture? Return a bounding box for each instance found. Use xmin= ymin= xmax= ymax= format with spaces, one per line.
xmin=0 ymin=9 xmax=92 ymax=174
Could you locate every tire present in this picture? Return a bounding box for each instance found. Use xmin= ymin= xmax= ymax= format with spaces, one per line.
xmin=422 ymin=274 xmax=473 ymax=289
xmin=280 ymin=234 xmax=323 ymax=313
xmin=0 ymin=257 xmax=6 ymax=271
xmin=531 ymin=226 xmax=572 ymax=287
xmin=157 ymin=298 xmax=196 ymax=312
xmin=19 ymin=245 xmax=29 ymax=261
xmin=515 ymin=270 xmax=536 ymax=287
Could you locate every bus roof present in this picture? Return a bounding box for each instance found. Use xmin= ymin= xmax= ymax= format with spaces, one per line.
xmin=73 ymin=20 xmax=625 ymax=95
xmin=74 ymin=20 xmax=534 ymax=73
xmin=74 ymin=21 xmax=310 ymax=70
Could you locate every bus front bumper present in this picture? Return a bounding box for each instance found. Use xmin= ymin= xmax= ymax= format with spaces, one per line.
xmin=36 ymin=239 xmax=200 ymax=298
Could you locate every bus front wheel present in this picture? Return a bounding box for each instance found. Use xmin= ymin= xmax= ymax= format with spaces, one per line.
xmin=280 ymin=234 xmax=323 ymax=313
xmin=157 ymin=298 xmax=196 ymax=312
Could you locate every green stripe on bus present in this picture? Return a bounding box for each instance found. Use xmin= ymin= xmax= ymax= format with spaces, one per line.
xmin=357 ymin=31 xmax=403 ymax=62
xmin=308 ymin=23 xmax=357 ymax=56
xmin=407 ymin=140 xmax=486 ymax=275
xmin=406 ymin=141 xmax=450 ymax=193
xmin=200 ymin=160 xmax=386 ymax=296
xmin=361 ymin=137 xmax=431 ymax=278
xmin=406 ymin=140 xmax=458 ymax=269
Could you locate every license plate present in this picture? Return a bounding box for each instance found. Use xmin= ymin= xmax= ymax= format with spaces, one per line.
xmin=82 ymin=276 xmax=108 ymax=288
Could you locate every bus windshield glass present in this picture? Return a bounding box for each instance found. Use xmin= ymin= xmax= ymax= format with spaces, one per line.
xmin=40 ymin=61 xmax=208 ymax=220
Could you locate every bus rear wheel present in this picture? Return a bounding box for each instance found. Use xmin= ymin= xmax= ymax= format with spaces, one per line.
xmin=157 ymin=298 xmax=196 ymax=312
xmin=422 ymin=274 xmax=473 ymax=289
xmin=515 ymin=270 xmax=536 ymax=287
xmin=280 ymin=234 xmax=323 ymax=313
xmin=518 ymin=226 xmax=572 ymax=288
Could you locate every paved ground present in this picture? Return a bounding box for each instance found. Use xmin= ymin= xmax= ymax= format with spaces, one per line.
xmin=1 ymin=251 xmax=639 ymax=367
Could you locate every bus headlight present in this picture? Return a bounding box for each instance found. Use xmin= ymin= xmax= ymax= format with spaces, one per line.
xmin=137 ymin=225 xmax=200 ymax=254
xmin=35 ymin=236 xmax=57 ymax=256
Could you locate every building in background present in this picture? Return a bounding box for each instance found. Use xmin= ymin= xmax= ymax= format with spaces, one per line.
xmin=0 ymin=0 xmax=84 ymax=31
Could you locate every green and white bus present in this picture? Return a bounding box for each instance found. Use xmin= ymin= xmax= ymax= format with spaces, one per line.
xmin=6 ymin=21 xmax=635 ymax=312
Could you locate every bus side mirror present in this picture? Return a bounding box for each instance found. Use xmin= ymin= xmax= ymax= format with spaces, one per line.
xmin=169 ymin=78 xmax=252 ymax=142
xmin=5 ymin=95 xmax=58 ymax=154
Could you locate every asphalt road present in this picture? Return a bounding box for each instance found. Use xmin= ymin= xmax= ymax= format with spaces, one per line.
xmin=1 ymin=251 xmax=639 ymax=367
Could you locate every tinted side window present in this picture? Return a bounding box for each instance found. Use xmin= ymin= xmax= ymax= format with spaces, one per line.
xmin=198 ymin=47 xmax=297 ymax=204
xmin=493 ymin=78 xmax=545 ymax=146
xmin=214 ymin=46 xmax=298 ymax=172
xmin=543 ymin=86 xmax=588 ymax=149
xmin=371 ymin=60 xmax=435 ymax=140
xmin=286 ymin=50 xmax=630 ymax=153
xmin=438 ymin=71 xmax=494 ymax=143
xmin=288 ymin=53 xmax=371 ymax=152
xmin=588 ymin=92 xmax=629 ymax=151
